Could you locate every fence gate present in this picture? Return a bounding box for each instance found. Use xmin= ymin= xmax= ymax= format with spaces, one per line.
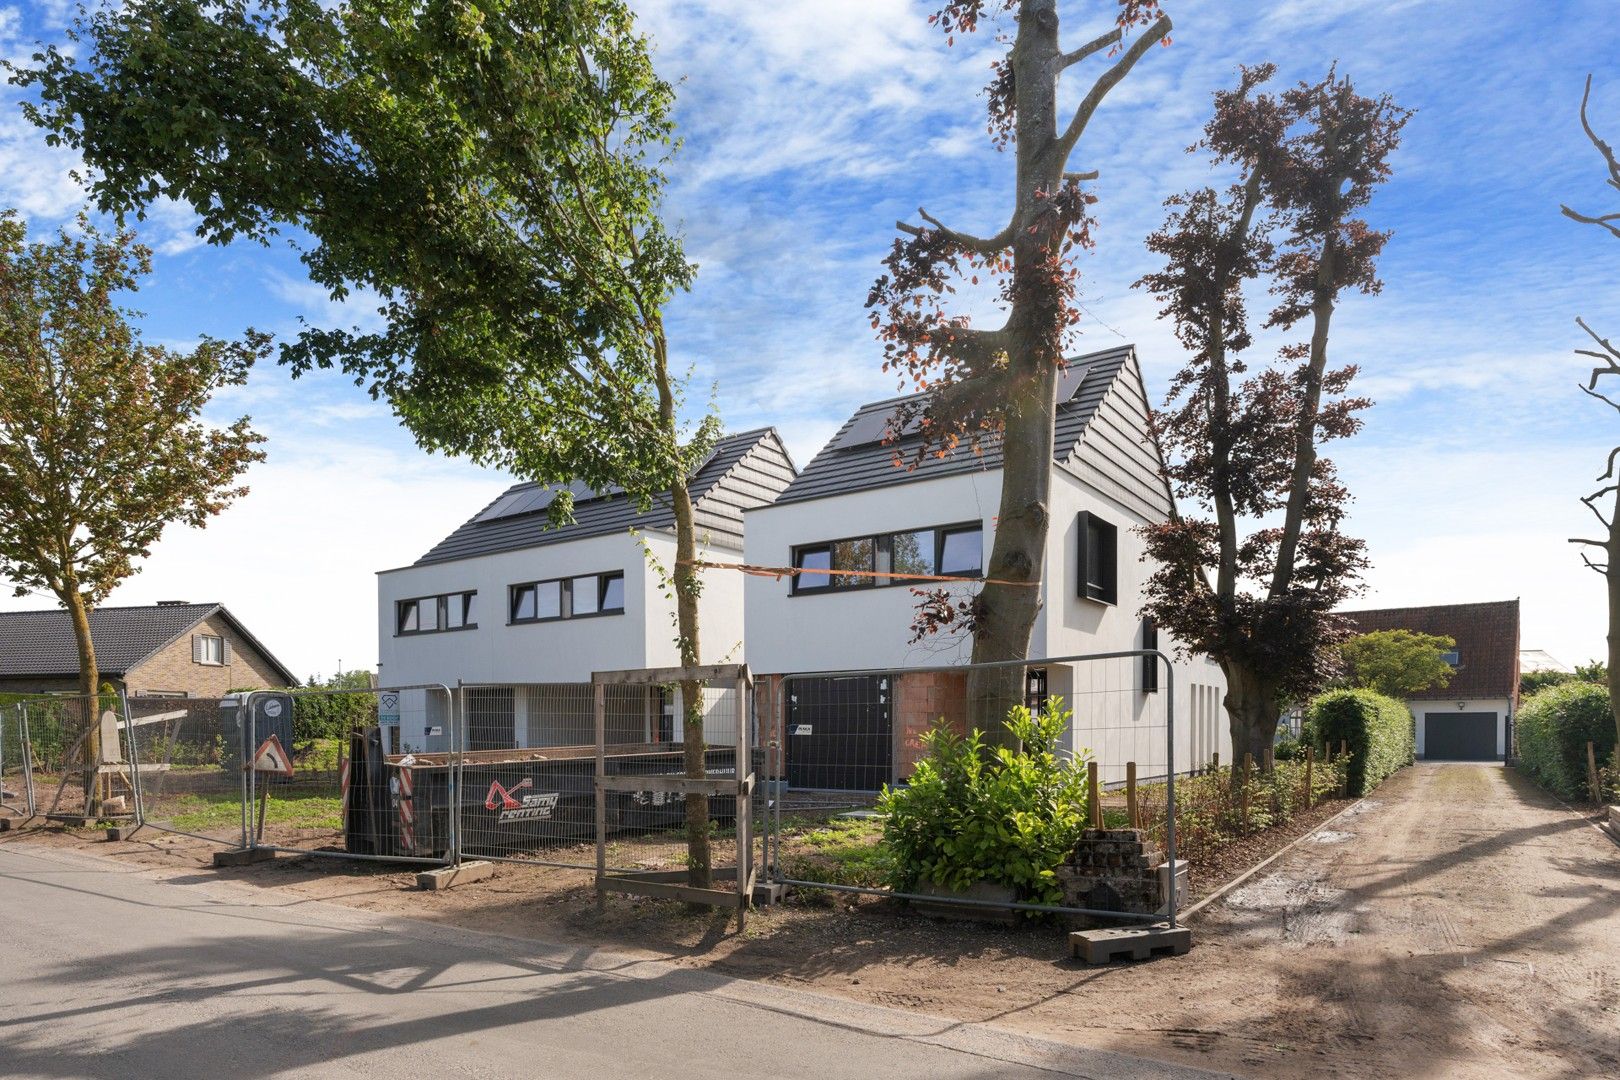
xmin=593 ymin=664 xmax=757 ymax=928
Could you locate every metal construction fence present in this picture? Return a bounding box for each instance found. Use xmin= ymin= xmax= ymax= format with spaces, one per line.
xmin=758 ymin=651 xmax=1192 ymax=926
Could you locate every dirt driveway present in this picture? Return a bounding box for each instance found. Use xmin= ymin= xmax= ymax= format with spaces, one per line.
xmin=3 ymin=763 xmax=1615 ymax=1078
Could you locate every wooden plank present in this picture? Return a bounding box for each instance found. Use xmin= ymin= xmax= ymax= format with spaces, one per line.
xmin=597 ymin=775 xmax=737 ymax=796
xmin=600 ymin=876 xmax=746 ymax=908
xmin=592 ymin=664 xmax=751 ymax=688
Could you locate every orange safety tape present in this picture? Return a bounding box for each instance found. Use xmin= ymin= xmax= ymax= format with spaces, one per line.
xmin=677 ymin=558 xmax=1036 ymax=587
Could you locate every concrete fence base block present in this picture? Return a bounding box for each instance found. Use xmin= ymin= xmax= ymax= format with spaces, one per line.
xmin=417 ymin=861 xmax=495 ymax=891
xmin=212 ymin=847 xmax=276 ymax=868
xmin=0 ymin=817 xmax=14 ymax=832
xmin=105 ymin=825 xmax=138 ymax=841
xmin=1070 ymin=923 xmax=1192 ymax=965
xmin=752 ymin=880 xmax=790 ymax=906
xmin=1608 ymin=805 xmax=1619 ymax=832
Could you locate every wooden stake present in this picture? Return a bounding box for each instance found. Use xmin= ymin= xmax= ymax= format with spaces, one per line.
xmin=1587 ymin=741 xmax=1601 ymax=806
xmin=1263 ymin=747 xmax=1275 ymax=773
xmin=1212 ymin=750 xmax=1220 ymax=774
xmin=1304 ymin=745 xmax=1315 ymax=810
xmin=1087 ymin=760 xmax=1102 ymax=829
xmin=1241 ymin=753 xmax=1254 ymax=831
xmin=1126 ymin=761 xmax=1139 ymax=830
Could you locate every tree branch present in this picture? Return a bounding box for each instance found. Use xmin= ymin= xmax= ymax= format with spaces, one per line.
xmin=1580 ymin=484 xmax=1618 ymax=529
xmin=1057 ymin=27 xmax=1121 ymax=71
xmin=896 ymin=208 xmax=1015 ymax=255
xmin=1562 ymin=75 xmax=1620 ymax=235
xmin=1056 ymin=14 xmax=1172 ymax=160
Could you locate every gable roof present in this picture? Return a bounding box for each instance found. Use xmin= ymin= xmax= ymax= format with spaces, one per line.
xmin=411 ymin=428 xmax=797 ymax=567
xmin=0 ymin=602 xmax=299 ymax=686
xmin=768 ymin=344 xmax=1169 ymax=516
xmin=1339 ymin=599 xmax=1521 ymax=700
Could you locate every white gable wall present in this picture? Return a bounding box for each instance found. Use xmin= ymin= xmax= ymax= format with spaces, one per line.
xmin=377 ymin=530 xmax=747 ymax=690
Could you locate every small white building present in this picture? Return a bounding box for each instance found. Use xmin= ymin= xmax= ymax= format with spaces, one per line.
xmin=1341 ymin=600 xmax=1522 ymax=762
xmin=743 ymin=345 xmax=1228 ymax=790
xmin=376 ymin=429 xmax=796 ymax=752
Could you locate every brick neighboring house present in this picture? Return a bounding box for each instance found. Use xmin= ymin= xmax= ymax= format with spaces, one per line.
xmin=0 ymin=602 xmax=298 ymax=698
xmin=1340 ymin=599 xmax=1522 ymax=762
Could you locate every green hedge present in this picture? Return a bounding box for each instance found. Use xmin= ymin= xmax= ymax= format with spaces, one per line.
xmin=1304 ymin=689 xmax=1413 ymax=796
xmin=1515 ymin=682 xmax=1615 ymax=800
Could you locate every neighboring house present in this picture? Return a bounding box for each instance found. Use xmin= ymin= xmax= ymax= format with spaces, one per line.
xmin=0 ymin=601 xmax=298 ymax=698
xmin=1341 ymin=599 xmax=1522 ymax=762
xmin=743 ymin=344 xmax=1229 ymax=791
xmin=1519 ymin=649 xmax=1570 ymax=675
xmin=376 ymin=428 xmax=797 ymax=752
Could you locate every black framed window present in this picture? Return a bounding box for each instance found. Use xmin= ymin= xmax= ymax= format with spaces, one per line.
xmin=1025 ymin=668 xmax=1049 ymax=713
xmin=1077 ymin=511 xmax=1118 ymax=605
xmin=510 ymin=571 xmax=625 ymax=623
xmin=397 ymin=591 xmax=477 ymax=635
xmin=1141 ymin=616 xmax=1159 ymax=693
xmin=792 ymin=522 xmax=982 ymax=594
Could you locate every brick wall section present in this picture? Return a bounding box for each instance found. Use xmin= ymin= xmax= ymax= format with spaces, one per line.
xmin=895 ymin=672 xmax=968 ymax=779
xmin=1058 ymin=828 xmax=1164 ymax=929
xmin=126 ymin=613 xmax=289 ymax=696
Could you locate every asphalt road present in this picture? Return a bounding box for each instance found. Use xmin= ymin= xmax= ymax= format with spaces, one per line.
xmin=0 ymin=844 xmax=1228 ymax=1080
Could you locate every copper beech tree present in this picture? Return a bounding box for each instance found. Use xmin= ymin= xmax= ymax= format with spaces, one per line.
xmin=869 ymin=0 xmax=1173 ymax=740
xmin=0 ymin=213 xmax=266 ymax=805
xmin=1560 ymin=76 xmax=1620 ymax=746
xmin=1133 ymin=67 xmax=1409 ymax=770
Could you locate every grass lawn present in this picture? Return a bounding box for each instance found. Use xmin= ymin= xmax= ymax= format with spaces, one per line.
xmin=778 ymin=816 xmax=890 ymax=888
xmin=165 ymin=789 xmax=343 ymax=832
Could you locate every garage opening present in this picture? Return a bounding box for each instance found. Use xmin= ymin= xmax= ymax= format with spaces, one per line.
xmin=1423 ymin=711 xmax=1498 ymax=761
xmin=786 ymin=675 xmax=892 ymax=791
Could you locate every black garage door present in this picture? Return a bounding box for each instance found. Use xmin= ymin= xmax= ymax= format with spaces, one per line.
xmin=786 ymin=675 xmax=891 ymax=791
xmin=1423 ymin=712 xmax=1498 ymax=761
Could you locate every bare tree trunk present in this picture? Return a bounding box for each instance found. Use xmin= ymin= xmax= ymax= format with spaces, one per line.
xmin=1606 ymin=485 xmax=1620 ymax=749
xmin=1222 ymin=662 xmax=1279 ymax=776
xmin=62 ymin=585 xmax=102 ymax=814
xmin=964 ymin=3 xmax=1169 ymax=742
xmin=651 ymin=317 xmax=711 ymax=891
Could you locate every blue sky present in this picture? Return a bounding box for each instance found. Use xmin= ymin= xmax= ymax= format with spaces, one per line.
xmin=0 ymin=0 xmax=1614 ymax=679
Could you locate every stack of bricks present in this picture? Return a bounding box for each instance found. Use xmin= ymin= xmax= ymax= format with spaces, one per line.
xmin=1057 ymin=827 xmax=1164 ymax=928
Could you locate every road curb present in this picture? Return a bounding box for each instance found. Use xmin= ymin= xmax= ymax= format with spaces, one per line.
xmin=1181 ymin=796 xmax=1367 ymax=923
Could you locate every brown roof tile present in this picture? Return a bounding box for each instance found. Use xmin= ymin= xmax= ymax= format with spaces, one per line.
xmin=1339 ymin=599 xmax=1521 ymax=700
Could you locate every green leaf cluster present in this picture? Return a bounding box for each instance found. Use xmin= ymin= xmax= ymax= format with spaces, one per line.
xmin=1516 ymin=681 xmax=1615 ymax=800
xmin=1303 ymin=688 xmax=1414 ymax=795
xmin=877 ymin=698 xmax=1089 ymax=906
xmin=12 ymin=0 xmax=715 ymax=511
xmin=1338 ymin=630 xmax=1455 ymax=699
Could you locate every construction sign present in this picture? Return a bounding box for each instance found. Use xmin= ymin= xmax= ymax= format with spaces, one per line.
xmin=251 ymin=734 xmax=295 ymax=777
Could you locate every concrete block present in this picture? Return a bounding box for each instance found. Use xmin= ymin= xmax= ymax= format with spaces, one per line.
xmin=1070 ymin=923 xmax=1192 ymax=964
xmin=911 ymin=879 xmax=1018 ymax=925
xmin=1157 ymin=859 xmax=1190 ymax=915
xmin=0 ymin=817 xmax=13 ymax=832
xmin=752 ymin=880 xmax=791 ymax=906
xmin=105 ymin=824 xmax=138 ymax=841
xmin=416 ymin=861 xmax=495 ymax=891
xmin=1608 ymin=805 xmax=1619 ymax=832
xmin=212 ymin=847 xmax=276 ymax=867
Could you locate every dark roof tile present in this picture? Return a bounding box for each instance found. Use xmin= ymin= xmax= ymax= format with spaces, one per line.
xmin=1340 ymin=600 xmax=1521 ymax=699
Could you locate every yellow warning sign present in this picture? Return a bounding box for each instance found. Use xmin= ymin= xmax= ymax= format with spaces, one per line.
xmin=252 ymin=734 xmax=295 ymax=777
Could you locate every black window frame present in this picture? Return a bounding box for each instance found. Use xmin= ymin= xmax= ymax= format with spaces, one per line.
xmin=396 ymin=591 xmax=478 ymax=636
xmin=1141 ymin=616 xmax=1160 ymax=693
xmin=790 ymin=521 xmax=983 ymax=595
xmin=1077 ymin=511 xmax=1119 ymax=605
xmin=508 ymin=570 xmax=627 ymax=625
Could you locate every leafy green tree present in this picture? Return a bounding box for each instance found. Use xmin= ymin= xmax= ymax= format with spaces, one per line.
xmin=0 ymin=212 xmax=266 ymax=805
xmin=14 ymin=0 xmax=723 ymax=883
xmin=1338 ymin=630 xmax=1455 ymax=699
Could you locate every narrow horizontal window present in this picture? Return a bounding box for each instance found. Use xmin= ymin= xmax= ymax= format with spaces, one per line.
xmin=396 ymin=591 xmax=476 ymax=634
xmin=509 ymin=572 xmax=623 ymax=622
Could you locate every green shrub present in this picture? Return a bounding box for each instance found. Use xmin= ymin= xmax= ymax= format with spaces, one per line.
xmin=1303 ymin=689 xmax=1413 ymax=796
xmin=1274 ymin=734 xmax=1301 ymax=762
xmin=1515 ymin=681 xmax=1615 ymax=801
xmin=877 ymin=698 xmax=1088 ymax=905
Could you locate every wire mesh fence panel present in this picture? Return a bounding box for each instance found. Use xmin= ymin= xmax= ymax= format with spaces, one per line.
xmin=764 ymin=654 xmax=1195 ymax=924
xmin=125 ymin=695 xmax=247 ymax=845
xmin=593 ymin=667 xmax=757 ymax=915
xmin=245 ymin=684 xmax=456 ymax=864
xmin=13 ymin=693 xmax=133 ymax=822
xmin=0 ymin=703 xmax=33 ymax=817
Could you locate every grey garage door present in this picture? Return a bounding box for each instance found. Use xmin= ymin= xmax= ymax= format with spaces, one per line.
xmin=1423 ymin=712 xmax=1498 ymax=761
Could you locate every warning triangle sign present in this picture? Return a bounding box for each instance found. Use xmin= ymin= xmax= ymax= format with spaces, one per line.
xmin=252 ymin=734 xmax=295 ymax=777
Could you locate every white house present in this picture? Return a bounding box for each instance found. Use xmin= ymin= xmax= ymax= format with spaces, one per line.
xmin=376 ymin=428 xmax=796 ymax=753
xmin=1341 ymin=599 xmax=1522 ymax=761
xmin=743 ymin=345 xmax=1228 ymax=790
